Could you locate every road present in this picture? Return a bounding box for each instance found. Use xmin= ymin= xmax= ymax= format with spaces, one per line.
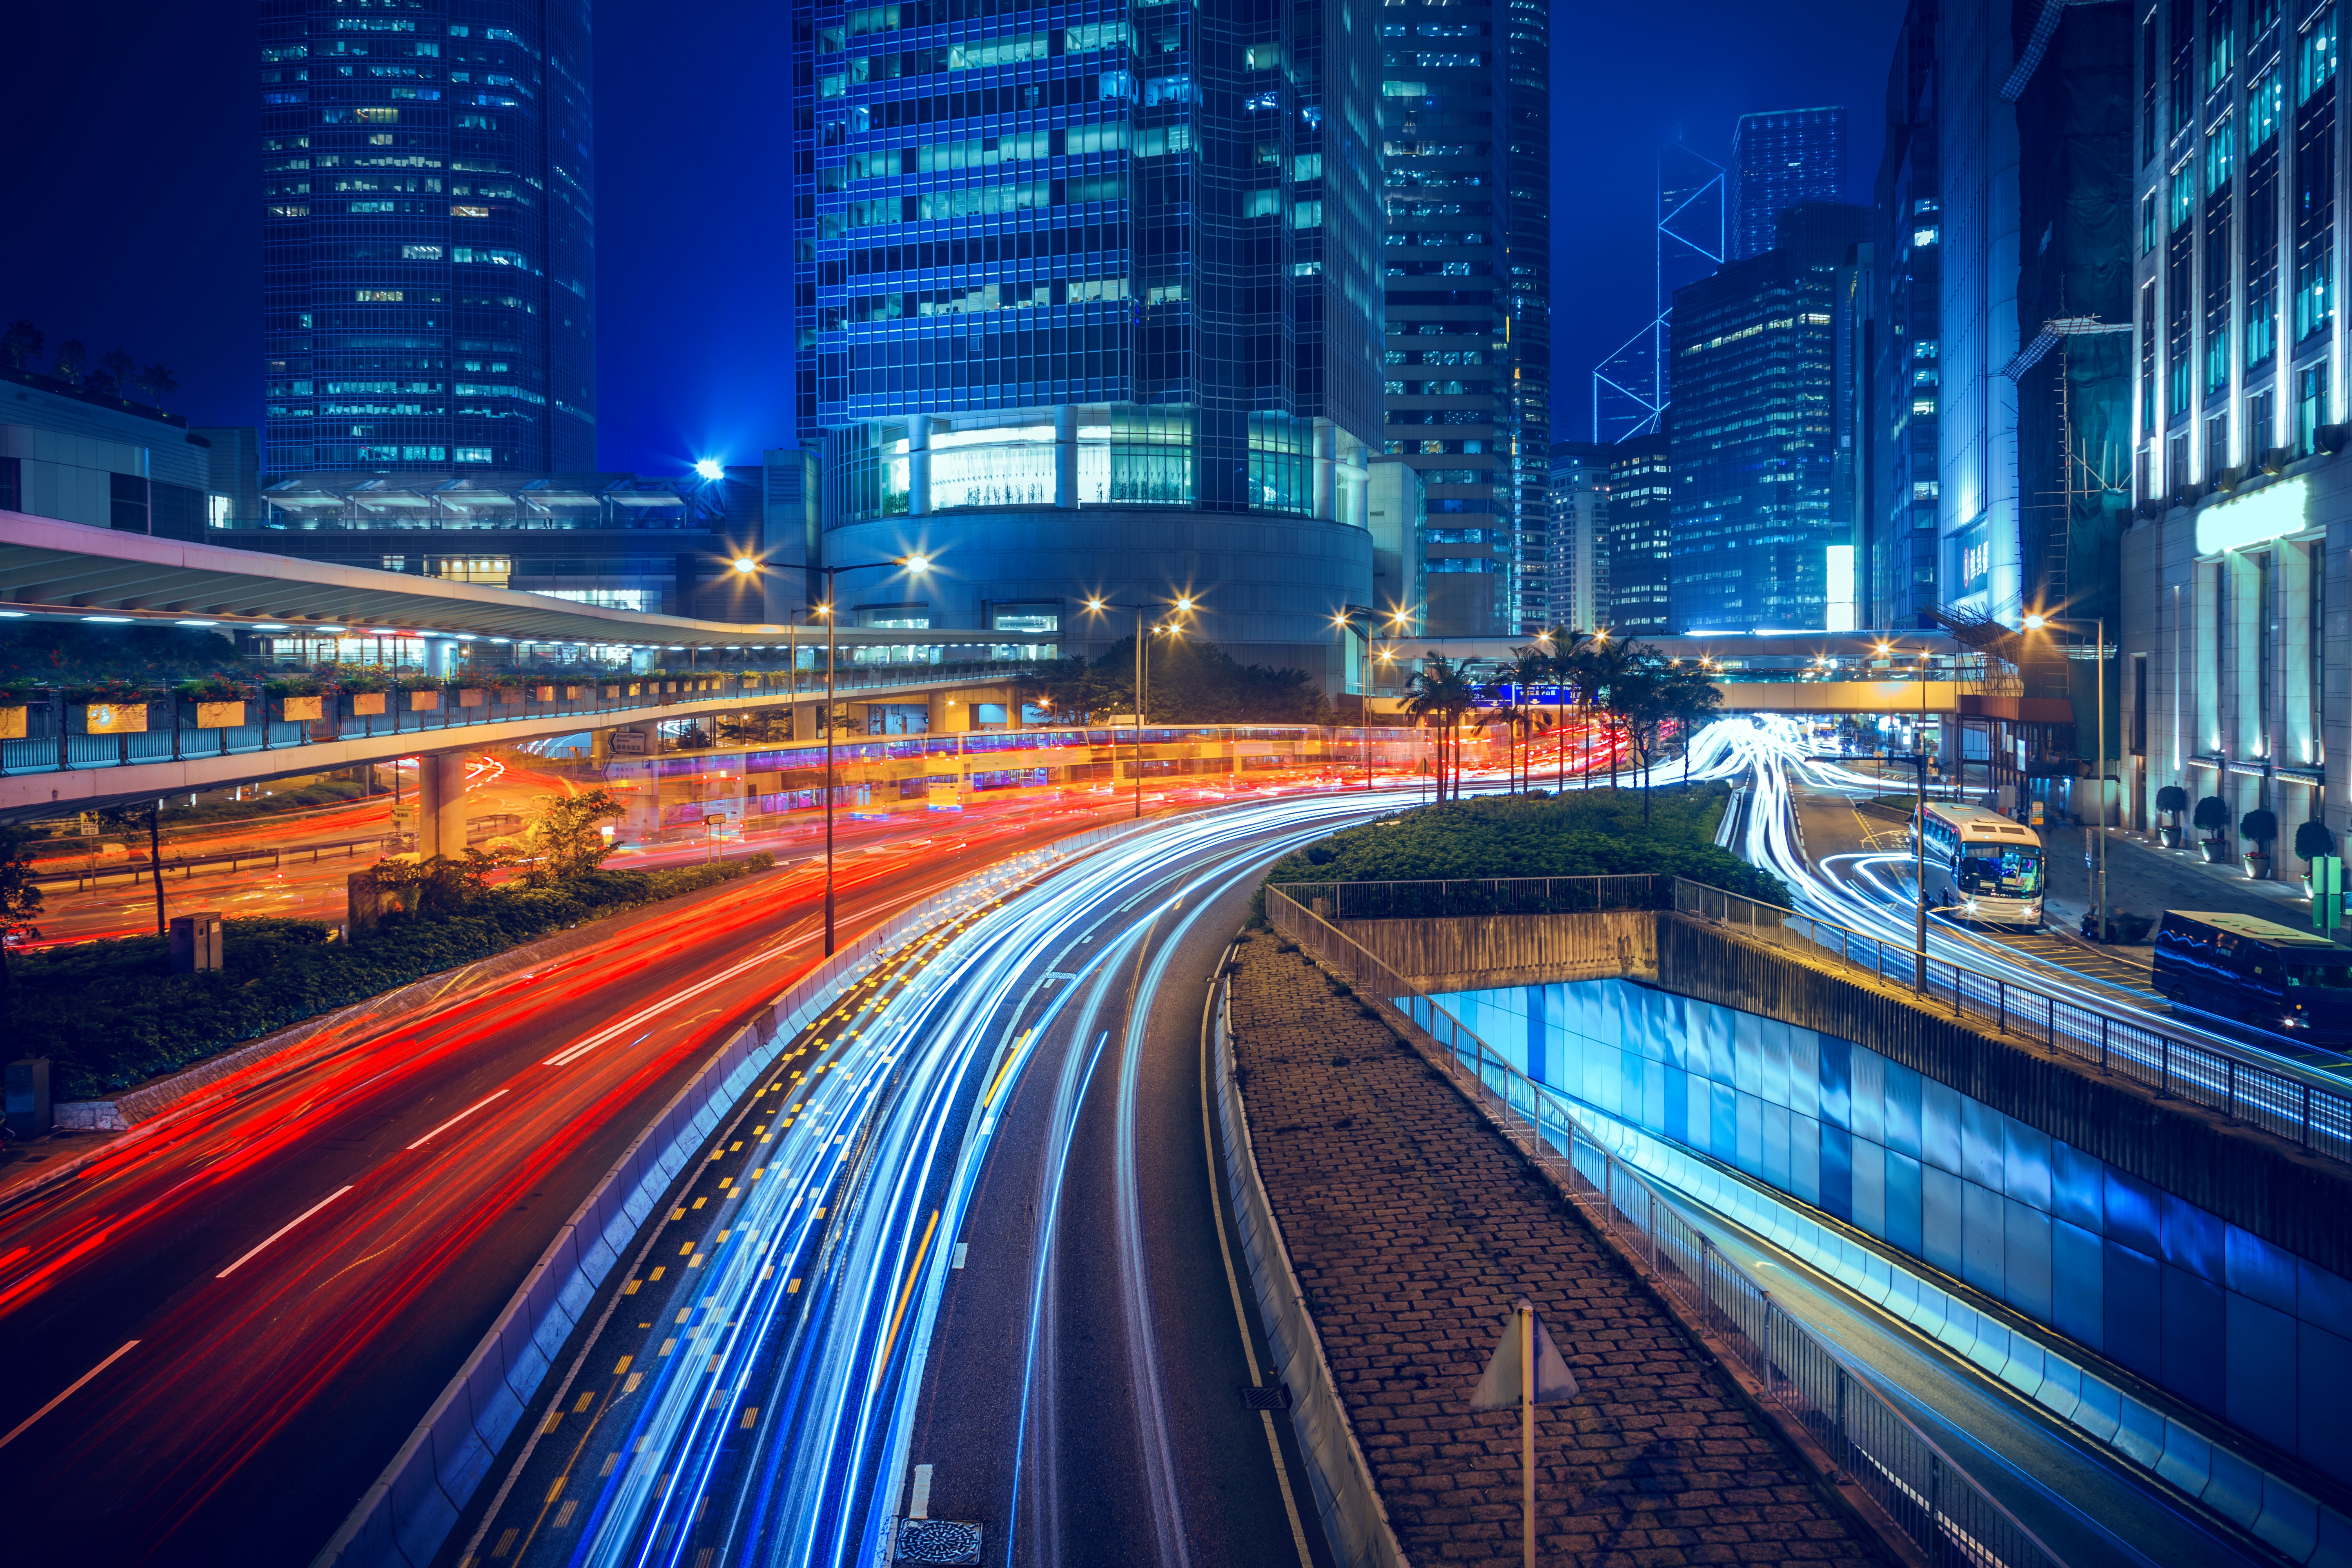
xmin=448 ymin=793 xmax=1397 ymax=1568
xmin=0 ymin=777 xmax=1401 ymax=1565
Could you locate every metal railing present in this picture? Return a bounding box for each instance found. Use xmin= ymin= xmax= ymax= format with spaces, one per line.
xmin=1671 ymin=879 xmax=2352 ymax=1167
xmin=1264 ymin=883 xmax=2067 ymax=1568
xmin=0 ymin=659 xmax=1046 ymax=778
xmin=1274 ymin=874 xmax=1667 ymax=919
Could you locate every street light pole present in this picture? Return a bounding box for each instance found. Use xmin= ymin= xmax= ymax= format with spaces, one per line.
xmin=2024 ymin=611 xmax=2108 ymax=940
xmin=799 ymin=552 xmax=932 ymax=956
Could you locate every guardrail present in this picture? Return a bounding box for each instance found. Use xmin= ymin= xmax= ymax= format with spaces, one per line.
xmin=1211 ymin=969 xmax=1409 ymax=1568
xmin=1263 ymin=884 xmax=2070 ymax=1568
xmin=35 ymin=833 xmax=404 ymax=888
xmin=1267 ymin=872 xmax=2352 ymax=1171
xmin=1671 ymin=879 xmax=2352 ymax=1167
xmin=312 ymin=812 xmax=1151 ymax=1568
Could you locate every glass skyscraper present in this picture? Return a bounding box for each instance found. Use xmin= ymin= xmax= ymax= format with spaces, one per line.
xmin=258 ymin=0 xmax=597 ymax=478
xmin=1669 ymin=202 xmax=1869 ymax=633
xmin=1730 ymin=107 xmax=1847 ymax=261
xmin=1378 ymin=0 xmax=1549 ymax=636
xmin=791 ymin=0 xmax=1384 ymax=673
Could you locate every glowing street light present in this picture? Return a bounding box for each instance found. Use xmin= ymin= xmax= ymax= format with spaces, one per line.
xmin=693 ymin=458 xmax=725 ymax=481
xmin=733 ymin=556 xmax=758 ymax=575
xmin=1084 ymin=594 xmax=1198 ymax=817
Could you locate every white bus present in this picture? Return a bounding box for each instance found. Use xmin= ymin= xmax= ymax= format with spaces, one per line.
xmin=1909 ymin=802 xmax=2045 ymax=927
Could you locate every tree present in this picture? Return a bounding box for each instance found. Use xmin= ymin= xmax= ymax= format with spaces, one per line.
xmin=0 ymin=826 xmax=45 ymax=1015
xmin=526 ymin=787 xmax=627 ymax=882
xmin=1014 ymin=656 xmax=1120 ymax=724
xmin=91 ymin=348 xmax=134 ymax=398
xmin=2155 ymin=784 xmax=2188 ymax=826
xmin=372 ymin=855 xmax=471 ymax=916
xmin=1403 ymin=654 xmax=1477 ymax=802
xmin=0 ymin=321 xmax=42 ymax=371
xmin=1662 ymin=662 xmax=1725 ymax=785
xmin=1561 ymin=635 xmax=1633 ymax=789
xmin=2296 ymin=819 xmax=2337 ymax=864
xmin=2192 ymin=794 xmax=2232 ymax=841
xmin=50 ymin=339 xmax=87 ymax=387
xmin=134 ymin=363 xmax=180 ymax=410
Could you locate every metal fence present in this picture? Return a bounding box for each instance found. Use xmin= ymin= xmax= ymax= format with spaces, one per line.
xmin=1274 ymin=874 xmax=1668 ymax=919
xmin=1671 ymin=879 xmax=2352 ymax=1167
xmin=1264 ymin=884 xmax=2071 ymax=1568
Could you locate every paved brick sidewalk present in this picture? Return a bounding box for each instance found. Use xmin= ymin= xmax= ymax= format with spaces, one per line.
xmin=1229 ymin=935 xmax=1880 ymax=1566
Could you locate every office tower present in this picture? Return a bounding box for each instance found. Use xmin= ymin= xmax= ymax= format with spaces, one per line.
xmin=258 ymin=0 xmax=597 ymax=479
xmin=1543 ymin=441 xmax=1603 ymax=632
xmin=1668 ymin=202 xmax=1870 ymax=633
xmin=2125 ymin=1 xmax=2340 ymax=862
xmin=1869 ymin=0 xmax=1942 ymax=627
xmin=1366 ymin=456 xmax=1429 ymax=632
xmin=789 ymin=0 xmax=1384 ymax=678
xmin=1730 ymin=107 xmax=1846 ymax=261
xmin=1600 ymin=429 xmax=1671 ymax=636
xmin=1380 ymin=0 xmax=1550 ymax=636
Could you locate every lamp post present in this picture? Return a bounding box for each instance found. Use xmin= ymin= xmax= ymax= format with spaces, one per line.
xmin=2024 ymin=612 xmax=2107 ymax=940
xmin=1332 ymin=607 xmax=1378 ymax=788
xmin=788 ymin=552 xmax=933 ymax=956
xmin=1085 ymin=595 xmax=1194 ymax=817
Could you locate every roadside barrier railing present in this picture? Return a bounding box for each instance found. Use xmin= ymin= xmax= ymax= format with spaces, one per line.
xmin=1270 ymin=873 xmax=2352 ymax=1170
xmin=1264 ymin=884 xmax=2070 ymax=1568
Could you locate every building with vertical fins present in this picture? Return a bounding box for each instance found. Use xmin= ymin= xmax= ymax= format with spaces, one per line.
xmin=789 ymin=0 xmax=1384 ymax=680
xmin=1377 ymin=0 xmax=1549 ymax=637
xmin=1601 ymin=428 xmax=1672 ymax=636
xmin=1868 ymin=0 xmax=1942 ymax=628
xmin=258 ymin=0 xmax=596 ymax=478
xmin=1730 ymin=107 xmax=1847 ymax=261
xmin=1543 ymin=441 xmax=1603 ymax=633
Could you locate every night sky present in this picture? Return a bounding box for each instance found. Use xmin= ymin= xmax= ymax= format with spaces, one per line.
xmin=0 ymin=0 xmax=1900 ymax=473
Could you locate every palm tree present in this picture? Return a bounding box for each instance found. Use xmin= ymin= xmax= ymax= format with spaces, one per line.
xmin=93 ymin=348 xmax=135 ymax=397
xmin=1664 ymin=662 xmax=1724 ymax=785
xmin=135 ymin=363 xmax=181 ymax=410
xmin=50 ymin=339 xmax=87 ymax=387
xmin=1403 ymin=654 xmax=1477 ymax=802
xmin=0 ymin=321 xmax=42 ymax=372
xmin=1563 ymin=634 xmax=1632 ymax=790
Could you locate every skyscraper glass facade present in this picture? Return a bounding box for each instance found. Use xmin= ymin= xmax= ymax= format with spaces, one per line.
xmin=258 ymin=0 xmax=597 ymax=479
xmin=1669 ymin=203 xmax=1869 ymax=633
xmin=790 ymin=0 xmax=1383 ymax=668
xmin=1543 ymin=440 xmax=1601 ymax=632
xmin=1730 ymin=106 xmax=1847 ymax=261
xmin=1378 ymin=0 xmax=1548 ymax=636
xmin=1601 ymin=430 xmax=1672 ymax=636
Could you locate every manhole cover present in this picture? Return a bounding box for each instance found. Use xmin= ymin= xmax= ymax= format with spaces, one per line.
xmin=1238 ymin=1383 xmax=1291 ymax=1410
xmin=893 ymin=1518 xmax=983 ymax=1564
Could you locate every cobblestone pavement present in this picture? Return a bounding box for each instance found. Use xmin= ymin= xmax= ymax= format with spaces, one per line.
xmin=1228 ymin=935 xmax=1881 ymax=1566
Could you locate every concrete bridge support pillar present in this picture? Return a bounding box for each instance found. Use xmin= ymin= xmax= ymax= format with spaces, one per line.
xmin=416 ymin=751 xmax=470 ymax=861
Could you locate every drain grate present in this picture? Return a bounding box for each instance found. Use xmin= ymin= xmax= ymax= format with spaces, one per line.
xmin=893 ymin=1518 xmax=984 ymax=1564
xmin=1238 ymin=1382 xmax=1291 ymax=1411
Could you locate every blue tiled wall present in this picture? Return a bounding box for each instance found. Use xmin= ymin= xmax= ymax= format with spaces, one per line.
xmin=1441 ymin=978 xmax=2352 ymax=1483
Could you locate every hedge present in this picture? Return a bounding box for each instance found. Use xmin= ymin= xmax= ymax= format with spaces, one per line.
xmin=1261 ymin=785 xmax=1788 ymax=913
xmin=12 ymin=853 xmax=777 ymax=1101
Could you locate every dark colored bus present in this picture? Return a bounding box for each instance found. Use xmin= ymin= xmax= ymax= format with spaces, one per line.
xmin=2152 ymin=911 xmax=2352 ymax=1043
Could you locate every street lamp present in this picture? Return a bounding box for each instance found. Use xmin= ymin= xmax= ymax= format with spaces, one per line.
xmin=2024 ymin=610 xmax=2109 ymax=941
xmin=1085 ymin=594 xmax=1196 ymax=817
xmin=1332 ymin=608 xmax=1376 ymax=789
xmin=792 ymin=552 xmax=933 ymax=955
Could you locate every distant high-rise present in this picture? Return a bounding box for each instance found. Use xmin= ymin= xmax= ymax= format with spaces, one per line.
xmin=258 ymin=1 xmax=597 ymax=478
xmin=1867 ymin=0 xmax=1940 ymax=628
xmin=1731 ymin=107 xmax=1846 ymax=260
xmin=789 ymin=0 xmax=1383 ymax=677
xmin=1543 ymin=442 xmax=1604 ymax=632
xmin=1380 ymin=0 xmax=1550 ymax=636
xmin=1669 ymin=202 xmax=1870 ymax=632
xmin=1601 ymin=429 xmax=1671 ymax=637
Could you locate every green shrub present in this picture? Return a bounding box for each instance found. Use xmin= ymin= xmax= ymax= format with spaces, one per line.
xmin=13 ymin=851 xmax=778 ymax=1100
xmin=1261 ymin=785 xmax=1786 ymax=910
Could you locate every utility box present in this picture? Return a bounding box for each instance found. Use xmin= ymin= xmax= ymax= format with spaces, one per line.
xmin=6 ymin=1058 xmax=51 ymax=1140
xmin=169 ymin=911 xmax=226 ymax=974
xmin=347 ymin=871 xmax=384 ymax=935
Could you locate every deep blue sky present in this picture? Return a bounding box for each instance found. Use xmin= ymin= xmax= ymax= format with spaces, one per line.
xmin=0 ymin=0 xmax=1900 ymax=473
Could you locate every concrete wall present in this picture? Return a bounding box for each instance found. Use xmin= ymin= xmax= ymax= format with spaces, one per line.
xmin=1333 ymin=910 xmax=1656 ymax=990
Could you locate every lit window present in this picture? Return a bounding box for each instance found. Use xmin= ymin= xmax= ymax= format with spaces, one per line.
xmin=456 ymin=447 xmax=493 ymax=463
xmin=401 ymin=243 xmax=442 ymax=260
xmin=355 ymin=106 xmax=398 ymax=123
xmin=1912 ymin=226 xmax=1939 ymax=247
xmin=450 ymin=204 xmax=491 ymax=217
xmin=1912 ymin=398 xmax=1937 ymax=416
xmin=356 ymin=289 xmax=404 ymax=302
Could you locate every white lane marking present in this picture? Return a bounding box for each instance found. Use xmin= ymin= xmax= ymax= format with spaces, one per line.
xmin=540 ymin=934 xmax=812 ymax=1067
xmin=215 ymin=1185 xmax=356 ymax=1278
xmin=951 ymin=1243 xmax=968 ymax=1270
xmin=405 ymin=1088 xmax=511 ymax=1150
xmin=909 ymin=1462 xmax=934 ymax=1519
xmin=0 ymin=1340 xmax=139 ymax=1451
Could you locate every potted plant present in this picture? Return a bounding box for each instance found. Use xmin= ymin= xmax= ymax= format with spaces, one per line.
xmin=174 ymin=675 xmax=247 ymax=730
xmin=339 ymin=667 xmax=391 ymax=716
xmin=264 ymin=673 xmax=326 ymax=723
xmin=2193 ymin=794 xmax=2232 ymax=862
xmin=2156 ymin=784 xmax=2188 ymax=849
xmin=2299 ymin=819 xmax=2339 ymax=899
xmin=65 ymin=680 xmax=151 ymax=734
xmin=0 ymin=680 xmax=33 ymax=740
xmin=2241 ymin=807 xmax=2279 ymax=879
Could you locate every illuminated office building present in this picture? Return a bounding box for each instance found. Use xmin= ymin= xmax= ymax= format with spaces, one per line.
xmin=1731 ymin=107 xmax=1847 ymax=261
xmin=790 ymin=0 xmax=1385 ymax=677
xmin=258 ymin=0 xmax=597 ymax=478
